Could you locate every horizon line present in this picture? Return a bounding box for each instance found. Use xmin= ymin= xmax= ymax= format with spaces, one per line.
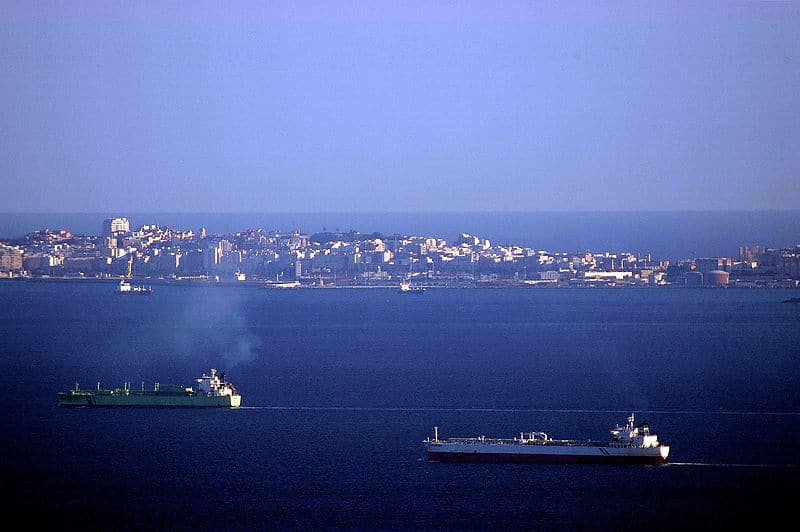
xmin=2 ymin=209 xmax=799 ymax=215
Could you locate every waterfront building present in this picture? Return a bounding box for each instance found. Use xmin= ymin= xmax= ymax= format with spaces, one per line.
xmin=0 ymin=243 xmax=23 ymax=272
xmin=695 ymin=257 xmax=733 ymax=273
xmin=771 ymin=246 xmax=800 ymax=277
xmin=739 ymin=245 xmax=765 ymax=264
xmin=583 ymin=271 xmax=633 ymax=281
xmin=540 ymin=270 xmax=559 ymax=281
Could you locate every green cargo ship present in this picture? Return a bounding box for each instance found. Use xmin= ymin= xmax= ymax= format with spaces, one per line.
xmin=58 ymin=368 xmax=241 ymax=408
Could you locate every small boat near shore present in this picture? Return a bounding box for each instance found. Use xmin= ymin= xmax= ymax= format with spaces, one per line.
xmin=398 ymin=281 xmax=425 ymax=294
xmin=115 ymin=279 xmax=153 ymax=295
xmin=264 ymin=281 xmax=301 ymax=288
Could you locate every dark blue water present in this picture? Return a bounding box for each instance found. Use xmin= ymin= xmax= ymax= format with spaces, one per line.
xmin=2 ymin=281 xmax=799 ymax=530
xmin=2 ymin=210 xmax=799 ymax=259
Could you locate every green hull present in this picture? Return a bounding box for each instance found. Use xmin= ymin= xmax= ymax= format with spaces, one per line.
xmin=58 ymin=390 xmax=241 ymax=408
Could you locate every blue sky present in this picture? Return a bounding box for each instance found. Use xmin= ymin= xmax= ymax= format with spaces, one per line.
xmin=1 ymin=1 xmax=798 ymax=213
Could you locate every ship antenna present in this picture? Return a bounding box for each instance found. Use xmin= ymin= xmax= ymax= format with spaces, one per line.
xmin=434 ymin=426 xmax=439 ymax=443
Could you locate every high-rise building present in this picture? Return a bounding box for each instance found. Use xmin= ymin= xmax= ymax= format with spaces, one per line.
xmin=739 ymin=245 xmax=765 ymax=264
xmin=102 ymin=217 xmax=130 ymax=237
xmin=0 ymin=243 xmax=23 ymax=272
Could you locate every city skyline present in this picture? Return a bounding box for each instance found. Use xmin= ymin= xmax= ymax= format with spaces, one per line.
xmin=2 ymin=214 xmax=798 ymax=288
xmin=1 ymin=209 xmax=799 ymax=261
xmin=2 ymin=2 xmax=798 ymax=213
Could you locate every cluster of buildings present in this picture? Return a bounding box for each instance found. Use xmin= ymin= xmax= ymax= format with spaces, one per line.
xmin=0 ymin=217 xmax=798 ymax=288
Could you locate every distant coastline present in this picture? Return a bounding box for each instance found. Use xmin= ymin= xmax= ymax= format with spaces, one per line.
xmin=1 ymin=211 xmax=798 ymax=289
xmin=1 ymin=210 xmax=799 ymax=259
xmin=3 ymin=276 xmax=795 ymax=291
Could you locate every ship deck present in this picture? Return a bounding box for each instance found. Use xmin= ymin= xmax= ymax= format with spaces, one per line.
xmin=435 ymin=437 xmax=605 ymax=447
xmin=59 ymin=390 xmax=195 ymax=397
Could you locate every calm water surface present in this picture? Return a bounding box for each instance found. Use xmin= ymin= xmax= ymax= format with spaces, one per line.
xmin=2 ymin=281 xmax=798 ymax=529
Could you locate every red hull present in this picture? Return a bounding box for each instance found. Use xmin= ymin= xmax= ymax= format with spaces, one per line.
xmin=427 ymin=451 xmax=666 ymax=465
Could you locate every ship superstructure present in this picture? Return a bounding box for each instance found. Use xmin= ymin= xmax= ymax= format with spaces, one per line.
xmin=58 ymin=368 xmax=241 ymax=408
xmin=424 ymin=414 xmax=669 ymax=464
xmin=115 ymin=279 xmax=154 ymax=295
xmin=398 ymin=281 xmax=425 ymax=293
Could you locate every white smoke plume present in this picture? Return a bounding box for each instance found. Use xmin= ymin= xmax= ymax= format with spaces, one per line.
xmin=171 ymin=287 xmax=261 ymax=369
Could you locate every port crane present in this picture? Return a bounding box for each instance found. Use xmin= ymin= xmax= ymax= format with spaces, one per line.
xmin=126 ymin=255 xmax=133 ymax=278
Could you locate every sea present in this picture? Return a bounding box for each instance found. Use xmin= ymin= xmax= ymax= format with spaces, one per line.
xmin=1 ymin=280 xmax=798 ymax=530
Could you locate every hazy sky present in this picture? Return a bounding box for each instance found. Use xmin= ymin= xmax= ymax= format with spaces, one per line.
xmin=2 ymin=1 xmax=798 ymax=213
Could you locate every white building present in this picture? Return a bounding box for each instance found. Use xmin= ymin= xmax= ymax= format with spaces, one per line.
xmin=102 ymin=217 xmax=130 ymax=236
